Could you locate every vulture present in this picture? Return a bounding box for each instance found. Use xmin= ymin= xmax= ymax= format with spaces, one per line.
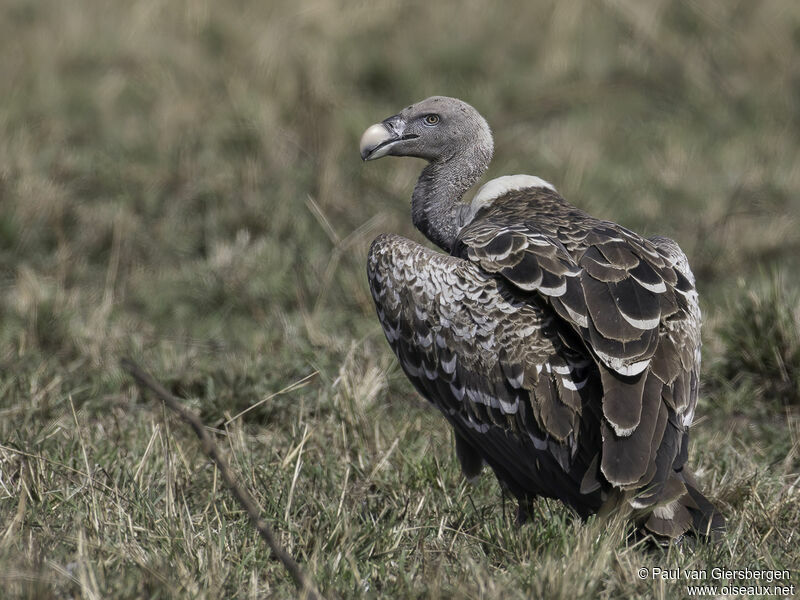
xmin=360 ymin=96 xmax=723 ymax=539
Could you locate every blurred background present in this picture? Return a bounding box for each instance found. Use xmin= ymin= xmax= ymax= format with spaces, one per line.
xmin=1 ymin=0 xmax=798 ymax=597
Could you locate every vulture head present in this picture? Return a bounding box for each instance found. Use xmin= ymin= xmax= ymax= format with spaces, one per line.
xmin=360 ymin=96 xmax=494 ymax=164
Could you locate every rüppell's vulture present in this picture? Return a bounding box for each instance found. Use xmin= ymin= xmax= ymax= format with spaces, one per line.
xmin=360 ymin=96 xmax=724 ymax=540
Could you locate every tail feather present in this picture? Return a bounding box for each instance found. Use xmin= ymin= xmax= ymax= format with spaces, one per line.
xmin=640 ymin=469 xmax=724 ymax=540
xmin=643 ymin=499 xmax=693 ymax=538
xmin=683 ymin=477 xmax=725 ymax=539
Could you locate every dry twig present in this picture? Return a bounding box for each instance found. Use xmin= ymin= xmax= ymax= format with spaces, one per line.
xmin=120 ymin=358 xmax=324 ymax=600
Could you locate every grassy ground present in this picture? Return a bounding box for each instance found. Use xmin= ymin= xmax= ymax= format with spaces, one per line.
xmin=1 ymin=0 xmax=799 ymax=597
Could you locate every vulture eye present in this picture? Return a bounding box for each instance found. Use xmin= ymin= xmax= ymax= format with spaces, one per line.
xmin=423 ymin=114 xmax=440 ymax=126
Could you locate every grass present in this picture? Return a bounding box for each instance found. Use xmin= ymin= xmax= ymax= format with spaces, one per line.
xmin=1 ymin=0 xmax=799 ymax=597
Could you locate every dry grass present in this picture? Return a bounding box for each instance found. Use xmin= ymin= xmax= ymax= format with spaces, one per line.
xmin=1 ymin=0 xmax=799 ymax=597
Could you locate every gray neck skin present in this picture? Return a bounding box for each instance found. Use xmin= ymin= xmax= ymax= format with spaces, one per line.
xmin=411 ymin=146 xmax=491 ymax=252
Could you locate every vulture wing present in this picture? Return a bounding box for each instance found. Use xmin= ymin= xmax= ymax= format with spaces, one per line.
xmin=368 ymin=232 xmax=605 ymax=516
xmin=452 ymin=187 xmax=710 ymax=535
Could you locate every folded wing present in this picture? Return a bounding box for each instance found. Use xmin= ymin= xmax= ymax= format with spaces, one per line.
xmin=453 ymin=188 xmax=702 ymax=529
xmin=368 ymin=232 xmax=605 ymax=514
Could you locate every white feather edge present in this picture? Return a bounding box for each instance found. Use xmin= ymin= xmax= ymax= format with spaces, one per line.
xmin=594 ymin=349 xmax=651 ymax=377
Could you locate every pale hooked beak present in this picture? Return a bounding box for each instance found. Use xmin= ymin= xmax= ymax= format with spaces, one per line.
xmin=359 ymin=117 xmax=417 ymax=161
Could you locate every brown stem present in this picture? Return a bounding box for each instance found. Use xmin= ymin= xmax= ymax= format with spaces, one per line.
xmin=120 ymin=358 xmax=324 ymax=600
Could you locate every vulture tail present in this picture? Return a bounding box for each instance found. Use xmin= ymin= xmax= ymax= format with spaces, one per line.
xmin=642 ymin=469 xmax=725 ymax=540
xmin=682 ymin=474 xmax=726 ymax=539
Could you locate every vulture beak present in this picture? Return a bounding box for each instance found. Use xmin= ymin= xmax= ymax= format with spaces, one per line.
xmin=360 ymin=116 xmax=416 ymax=161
